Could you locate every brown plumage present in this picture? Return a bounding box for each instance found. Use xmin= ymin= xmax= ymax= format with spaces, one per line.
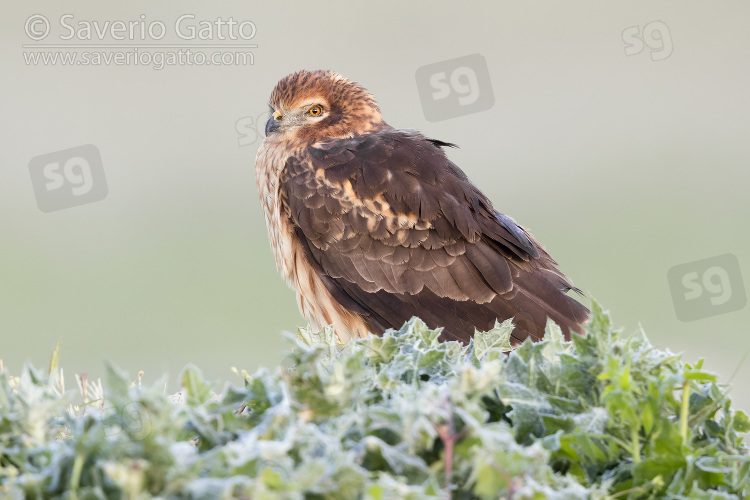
xmin=255 ymin=70 xmax=589 ymax=344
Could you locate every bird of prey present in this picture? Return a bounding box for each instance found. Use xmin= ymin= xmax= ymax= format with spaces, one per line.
xmin=255 ymin=70 xmax=588 ymax=345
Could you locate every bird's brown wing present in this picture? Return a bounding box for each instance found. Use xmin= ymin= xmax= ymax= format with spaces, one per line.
xmin=280 ymin=130 xmax=588 ymax=344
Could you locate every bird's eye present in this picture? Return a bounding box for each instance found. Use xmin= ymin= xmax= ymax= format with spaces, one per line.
xmin=307 ymin=105 xmax=324 ymax=116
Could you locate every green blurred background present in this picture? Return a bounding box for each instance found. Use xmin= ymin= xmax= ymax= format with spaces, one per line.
xmin=2 ymin=3 xmax=749 ymax=409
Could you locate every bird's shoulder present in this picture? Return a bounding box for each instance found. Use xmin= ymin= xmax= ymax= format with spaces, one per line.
xmin=282 ymin=129 xmax=459 ymax=189
xmin=280 ymin=128 xmax=539 ymax=261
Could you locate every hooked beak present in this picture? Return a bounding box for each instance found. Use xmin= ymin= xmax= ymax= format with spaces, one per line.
xmin=265 ymin=115 xmax=281 ymax=136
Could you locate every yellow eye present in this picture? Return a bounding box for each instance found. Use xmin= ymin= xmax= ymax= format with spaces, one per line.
xmin=308 ymin=105 xmax=323 ymax=116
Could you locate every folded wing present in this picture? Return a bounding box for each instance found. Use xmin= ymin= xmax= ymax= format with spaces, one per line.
xmin=280 ymin=130 xmax=588 ymax=343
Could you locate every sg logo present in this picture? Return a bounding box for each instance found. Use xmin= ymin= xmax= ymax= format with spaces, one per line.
xmin=667 ymin=254 xmax=746 ymax=322
xmin=101 ymin=401 xmax=152 ymax=441
xmin=622 ymin=20 xmax=673 ymax=62
xmin=430 ymin=67 xmax=482 ymax=107
xmin=29 ymin=144 xmax=107 ymax=212
xmin=236 ymin=111 xmax=271 ymax=147
xmin=415 ymin=54 xmax=494 ymax=122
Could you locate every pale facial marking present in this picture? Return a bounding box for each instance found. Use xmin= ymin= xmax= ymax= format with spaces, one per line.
xmin=271 ymin=96 xmax=330 ymax=133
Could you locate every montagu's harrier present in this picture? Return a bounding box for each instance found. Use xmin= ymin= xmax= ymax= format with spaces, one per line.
xmin=255 ymin=70 xmax=588 ymax=344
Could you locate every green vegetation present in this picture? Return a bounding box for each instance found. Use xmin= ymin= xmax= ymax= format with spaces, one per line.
xmin=1 ymin=302 xmax=748 ymax=498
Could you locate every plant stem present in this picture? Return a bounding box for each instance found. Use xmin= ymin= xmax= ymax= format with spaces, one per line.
xmin=631 ymin=425 xmax=641 ymax=464
xmin=680 ymin=380 xmax=690 ymax=442
xmin=70 ymin=452 xmax=84 ymax=500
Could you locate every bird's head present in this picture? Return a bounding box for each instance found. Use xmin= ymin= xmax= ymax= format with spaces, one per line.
xmin=264 ymin=70 xmax=387 ymax=141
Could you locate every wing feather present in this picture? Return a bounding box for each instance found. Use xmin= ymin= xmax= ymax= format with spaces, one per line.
xmin=281 ymin=129 xmax=588 ymax=343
